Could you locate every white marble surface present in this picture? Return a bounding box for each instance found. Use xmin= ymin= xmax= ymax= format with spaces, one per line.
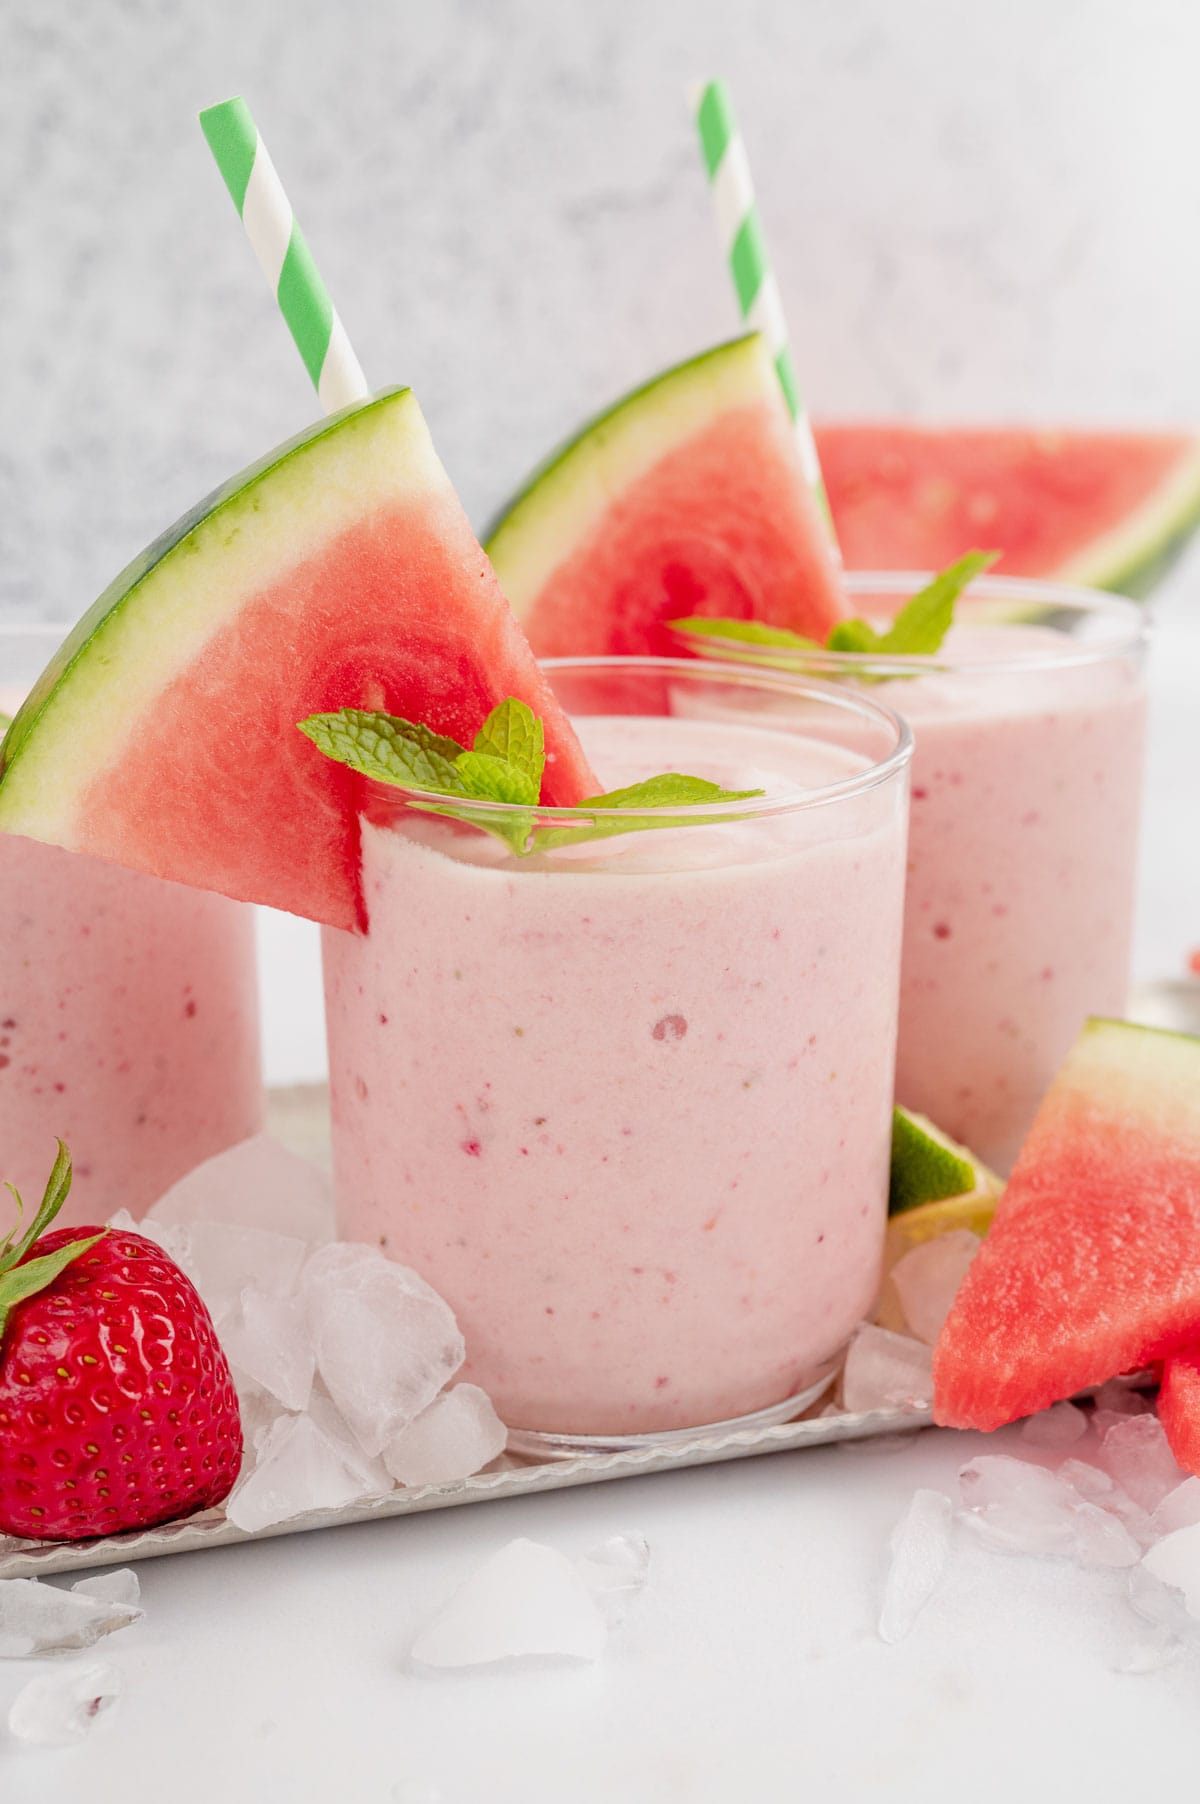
xmin=4 ymin=0 xmax=1200 ymax=622
xmin=4 ymin=1420 xmax=1199 ymax=1800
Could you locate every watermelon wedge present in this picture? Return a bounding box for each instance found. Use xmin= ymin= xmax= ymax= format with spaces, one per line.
xmin=933 ymin=1019 xmax=1200 ymax=1433
xmin=815 ymin=423 xmax=1200 ymax=598
xmin=1158 ymin=1353 xmax=1200 ymax=1476
xmin=484 ymin=335 xmax=847 ymax=656
xmin=0 ymin=390 xmax=597 ymax=931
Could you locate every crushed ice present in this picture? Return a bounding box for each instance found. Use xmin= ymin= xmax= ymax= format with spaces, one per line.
xmin=841 ymin=1325 xmax=934 ymax=1413
xmin=8 ymin=1660 xmax=121 ymax=1747
xmin=889 ymin=1231 xmax=980 ymax=1346
xmin=0 ymin=1574 xmax=142 ymax=1657
xmin=878 ymin=1489 xmax=953 ymax=1643
xmin=410 ymin=1538 xmax=609 ymax=1668
xmin=107 ymin=1136 xmax=506 ymax=1533
xmin=384 ymin=1386 xmax=507 ymax=1489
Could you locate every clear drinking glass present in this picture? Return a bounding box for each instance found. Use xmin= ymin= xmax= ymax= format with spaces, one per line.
xmin=322 ymin=656 xmax=912 ymax=1442
xmin=673 ymin=575 xmax=1149 ymax=1173
xmin=0 ymin=625 xmax=265 ymax=1226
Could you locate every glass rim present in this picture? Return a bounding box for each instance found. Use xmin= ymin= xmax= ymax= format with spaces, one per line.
xmin=669 ymin=570 xmax=1150 ymax=678
xmin=365 ymin=654 xmax=913 ymax=825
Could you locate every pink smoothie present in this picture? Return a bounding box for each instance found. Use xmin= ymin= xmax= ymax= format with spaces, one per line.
xmin=0 ymin=662 xmax=264 ymax=1227
xmin=892 ymin=617 xmax=1146 ymax=1171
xmin=324 ymin=696 xmax=910 ymax=1436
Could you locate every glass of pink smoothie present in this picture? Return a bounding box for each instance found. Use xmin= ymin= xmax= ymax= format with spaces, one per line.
xmin=1 ymin=625 xmax=265 ymax=1226
xmin=675 ymin=575 xmax=1148 ymax=1173
xmin=323 ymin=657 xmax=911 ymax=1442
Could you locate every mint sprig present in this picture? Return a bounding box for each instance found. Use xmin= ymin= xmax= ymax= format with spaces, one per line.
xmin=670 ymin=550 xmax=999 ymax=671
xmin=0 ymin=1143 xmax=106 ymax=1344
xmin=299 ymin=698 xmax=763 ymax=858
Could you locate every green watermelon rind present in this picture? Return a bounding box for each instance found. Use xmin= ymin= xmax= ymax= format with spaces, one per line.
xmin=0 ymin=387 xmax=427 ymax=841
xmin=483 ymin=333 xmax=780 ymax=611
xmin=1053 ymin=440 xmax=1200 ymax=599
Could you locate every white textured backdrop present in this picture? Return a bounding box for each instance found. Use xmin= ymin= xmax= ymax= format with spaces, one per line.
xmin=4 ymin=0 xmax=1200 ymax=622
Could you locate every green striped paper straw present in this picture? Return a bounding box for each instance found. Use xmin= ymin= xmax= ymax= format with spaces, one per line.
xmin=690 ymin=80 xmax=840 ymax=556
xmin=200 ymin=96 xmax=369 ymax=414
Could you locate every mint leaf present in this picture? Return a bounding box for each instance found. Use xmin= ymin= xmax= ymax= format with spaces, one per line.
xmin=872 ymin=550 xmax=999 ymax=655
xmin=824 ymin=617 xmax=883 ymax=654
xmin=300 ymin=698 xmax=765 ymax=861
xmin=672 ymin=551 xmax=999 ymax=671
xmin=579 ymin=774 xmax=761 ymax=811
xmin=454 ymin=751 xmax=539 ymax=806
xmin=668 ymin=617 xmax=819 ymax=651
xmin=472 ymin=698 xmax=545 ymax=787
xmin=298 ymin=710 xmax=468 ymax=794
xmin=531 ymin=774 xmax=763 ymax=854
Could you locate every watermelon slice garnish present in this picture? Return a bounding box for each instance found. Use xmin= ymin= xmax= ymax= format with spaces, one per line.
xmin=815 ymin=422 xmax=1200 ymax=598
xmin=0 ymin=390 xmax=598 ymax=931
xmin=933 ymin=1018 xmax=1200 ymax=1434
xmin=485 ymin=335 xmax=1200 ymax=647
xmin=484 ymin=334 xmax=848 ymax=656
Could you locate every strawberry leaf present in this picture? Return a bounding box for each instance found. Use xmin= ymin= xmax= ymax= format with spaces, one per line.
xmin=0 ymin=1141 xmax=73 ymax=1276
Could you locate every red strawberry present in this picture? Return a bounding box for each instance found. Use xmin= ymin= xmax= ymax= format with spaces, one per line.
xmin=0 ymin=1142 xmax=242 ymax=1541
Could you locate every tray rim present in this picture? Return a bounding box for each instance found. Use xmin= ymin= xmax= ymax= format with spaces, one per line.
xmin=0 ymin=1401 xmax=932 ymax=1580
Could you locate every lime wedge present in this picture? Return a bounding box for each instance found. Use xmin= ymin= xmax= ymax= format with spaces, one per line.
xmin=890 ymin=1106 xmax=997 ymax=1214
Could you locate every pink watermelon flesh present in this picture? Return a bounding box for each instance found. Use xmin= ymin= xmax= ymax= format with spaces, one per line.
xmin=816 ymin=423 xmax=1200 ymax=585
xmin=933 ymin=1019 xmax=1200 ymax=1434
xmin=1158 ymin=1353 xmax=1200 ymax=1478
xmin=521 ymin=405 xmax=847 ymax=657
xmin=83 ymin=497 xmax=597 ymax=932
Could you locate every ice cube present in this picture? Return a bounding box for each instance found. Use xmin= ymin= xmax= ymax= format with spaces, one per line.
xmin=959 ymin=1455 xmax=1140 ymax=1566
xmin=841 ymin=1325 xmax=934 ymax=1413
xmin=383 ymin=1385 xmax=507 ymax=1488
xmin=149 ymin=1133 xmax=335 ymax=1243
xmin=225 ymin=1411 xmax=387 ymax=1533
xmin=305 ymin=1243 xmax=465 ymax=1458
xmin=72 ymin=1570 xmax=140 ymax=1609
xmin=577 ymin=1533 xmax=651 ymax=1597
xmin=185 ymin=1223 xmax=309 ymax=1328
xmin=1151 ymin=1477 xmax=1200 ymax=1538
xmin=1058 ymin=1458 xmax=1154 ymax=1546
xmin=1019 ymin=1401 xmax=1089 ymax=1449
xmin=8 ymin=1661 xmax=120 ymax=1746
xmin=1097 ymin=1413 xmax=1187 ymax=1514
xmin=0 ymin=1576 xmax=141 ymax=1657
xmin=1128 ymin=1560 xmax=1200 ymax=1647
xmin=889 ymin=1231 xmax=980 ymax=1346
xmin=305 ymin=1388 xmax=394 ymax=1496
xmin=878 ymin=1489 xmax=954 ymax=1644
xmin=222 ymin=1288 xmax=315 ymax=1412
xmin=1141 ymin=1522 xmax=1200 ymax=1618
xmin=410 ymin=1538 xmax=606 ymax=1668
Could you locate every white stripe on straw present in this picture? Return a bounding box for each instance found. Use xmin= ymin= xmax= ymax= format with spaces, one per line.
xmin=688 ymin=79 xmax=840 ymax=555
xmin=201 ymin=96 xmax=369 ymax=416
